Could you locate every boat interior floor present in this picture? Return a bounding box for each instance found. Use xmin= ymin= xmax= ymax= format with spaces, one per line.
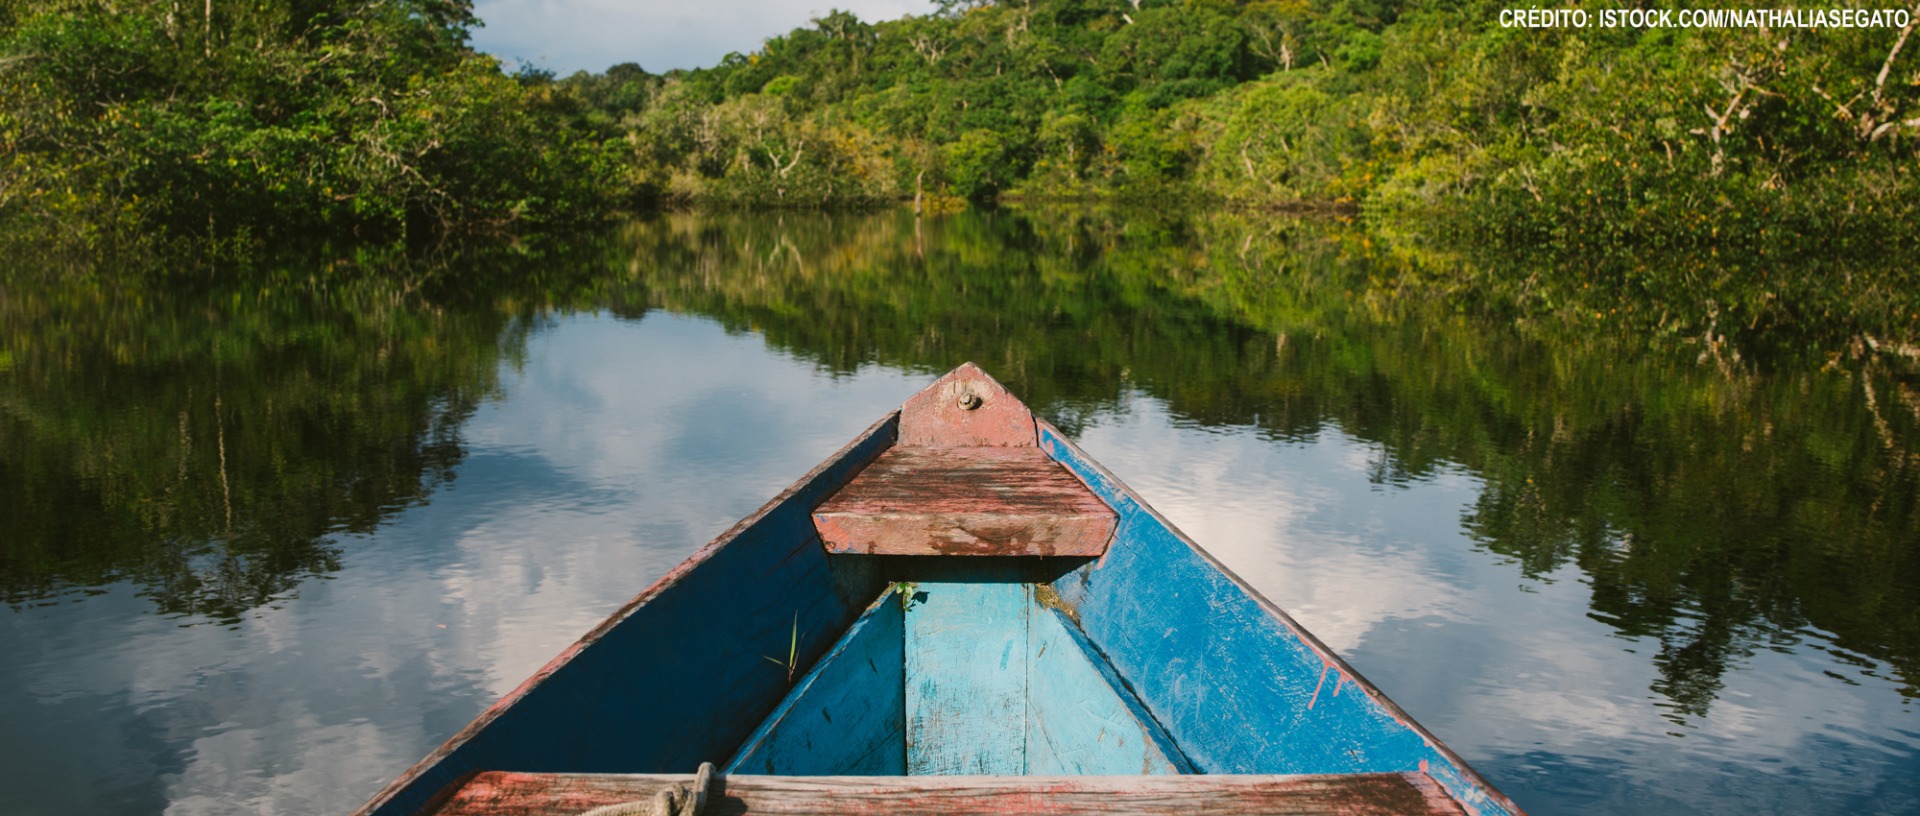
xmin=420 ymin=581 xmax=1473 ymax=815
xmin=727 ymin=581 xmax=1187 ymax=777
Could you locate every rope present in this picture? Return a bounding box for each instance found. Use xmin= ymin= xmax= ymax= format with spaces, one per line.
xmin=578 ymin=762 xmax=715 ymax=816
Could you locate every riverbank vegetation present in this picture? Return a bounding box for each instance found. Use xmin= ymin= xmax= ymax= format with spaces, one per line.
xmin=543 ymin=0 xmax=1919 ymax=252
xmin=5 ymin=0 xmax=1916 ymax=253
xmin=0 ymin=0 xmax=616 ymax=241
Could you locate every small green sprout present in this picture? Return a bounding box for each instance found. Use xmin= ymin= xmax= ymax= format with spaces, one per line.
xmin=763 ymin=612 xmax=799 ymax=683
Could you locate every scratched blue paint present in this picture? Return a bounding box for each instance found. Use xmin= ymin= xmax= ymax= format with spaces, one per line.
xmin=740 ymin=578 xmax=1192 ymax=778
xmin=1038 ymin=423 xmax=1521 ymax=816
xmin=1026 ymin=604 xmax=1189 ymax=775
xmin=725 ymin=588 xmax=906 ymax=775
xmin=905 ymin=581 xmax=1027 ymax=774
xmin=364 ymin=406 xmax=1515 ymax=816
xmin=358 ymin=416 xmax=899 ymax=816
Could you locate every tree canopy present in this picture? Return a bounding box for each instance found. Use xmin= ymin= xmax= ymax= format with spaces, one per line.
xmin=1 ymin=0 xmax=616 ymax=239
xmin=4 ymin=0 xmax=1916 ymax=250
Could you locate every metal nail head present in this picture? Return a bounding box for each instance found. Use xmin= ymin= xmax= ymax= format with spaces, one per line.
xmin=958 ymin=392 xmax=983 ymax=410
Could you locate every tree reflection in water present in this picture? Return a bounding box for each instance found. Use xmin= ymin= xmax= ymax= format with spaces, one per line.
xmin=2 ymin=208 xmax=1915 ymax=723
xmin=0 ymin=246 xmax=573 ymax=622
xmin=620 ymin=209 xmax=1920 ymax=717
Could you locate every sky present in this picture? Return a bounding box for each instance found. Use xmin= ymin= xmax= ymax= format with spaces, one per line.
xmin=470 ymin=0 xmax=938 ymax=76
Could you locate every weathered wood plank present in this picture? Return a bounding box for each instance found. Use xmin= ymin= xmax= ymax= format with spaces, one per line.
xmin=351 ymin=415 xmax=901 ymax=816
xmin=1035 ymin=421 xmax=1524 ymax=816
xmin=905 ymin=581 xmax=1026 ymax=774
xmin=1025 ymin=604 xmax=1187 ymax=776
xmin=429 ymin=771 xmax=1468 ymax=816
xmin=814 ymin=447 xmax=1116 ymax=557
xmin=725 ymin=589 xmax=907 ymax=775
xmin=897 ymin=362 xmax=1036 ymax=448
xmin=736 ymin=575 xmax=1184 ymax=778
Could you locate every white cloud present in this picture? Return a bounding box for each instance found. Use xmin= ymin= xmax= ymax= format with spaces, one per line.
xmin=0 ymin=313 xmax=923 ymax=815
xmin=1069 ymin=391 xmax=1920 ymax=814
xmin=471 ymin=0 xmax=937 ymax=75
xmin=9 ymin=322 xmax=1917 ymax=816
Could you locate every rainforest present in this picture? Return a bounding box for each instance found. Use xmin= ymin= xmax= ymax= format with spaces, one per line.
xmin=4 ymin=0 xmax=1917 ymax=260
xmin=6 ymin=4 xmax=1920 ymax=814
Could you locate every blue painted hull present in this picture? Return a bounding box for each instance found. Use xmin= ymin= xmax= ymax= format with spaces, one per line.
xmin=355 ymin=376 xmax=1524 ymax=816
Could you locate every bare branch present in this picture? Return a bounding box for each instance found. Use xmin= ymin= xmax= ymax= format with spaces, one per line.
xmin=1872 ymin=1 xmax=1920 ymax=107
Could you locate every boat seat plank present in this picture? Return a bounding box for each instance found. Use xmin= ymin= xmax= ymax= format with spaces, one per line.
xmin=814 ymin=446 xmax=1116 ymax=557
xmin=427 ymin=771 xmax=1469 ymax=815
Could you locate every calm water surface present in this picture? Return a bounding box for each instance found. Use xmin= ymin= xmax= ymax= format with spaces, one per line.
xmin=2 ymin=210 xmax=1916 ymax=815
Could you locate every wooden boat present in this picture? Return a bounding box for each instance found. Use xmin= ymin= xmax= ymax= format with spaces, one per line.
xmin=356 ymin=364 xmax=1525 ymax=816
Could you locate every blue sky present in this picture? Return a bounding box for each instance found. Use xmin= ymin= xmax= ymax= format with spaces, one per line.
xmin=471 ymin=0 xmax=937 ymax=76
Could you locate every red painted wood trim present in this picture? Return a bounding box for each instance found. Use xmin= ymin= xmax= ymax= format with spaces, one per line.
xmin=428 ymin=771 xmax=1468 ymax=816
xmin=898 ymin=362 xmax=1037 ymax=448
xmin=814 ymin=447 xmax=1116 ymax=557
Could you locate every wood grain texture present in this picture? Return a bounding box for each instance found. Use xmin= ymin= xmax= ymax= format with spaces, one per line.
xmin=906 ymin=581 xmax=1027 ymax=774
xmin=1025 ymin=604 xmax=1187 ymax=776
xmin=897 ymin=362 xmax=1036 ymax=448
xmin=814 ymin=447 xmax=1115 ymax=557
xmin=736 ymin=577 xmax=1186 ymax=778
xmin=725 ymin=589 xmax=907 ymax=776
xmin=428 ymin=771 xmax=1468 ymax=816
xmin=357 ymin=364 xmax=1516 ymax=816
xmin=1035 ymin=421 xmax=1526 ymax=816
xmin=351 ymin=415 xmax=901 ymax=816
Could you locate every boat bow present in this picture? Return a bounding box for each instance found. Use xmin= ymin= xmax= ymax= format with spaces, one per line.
xmin=355 ymin=363 xmax=1525 ymax=816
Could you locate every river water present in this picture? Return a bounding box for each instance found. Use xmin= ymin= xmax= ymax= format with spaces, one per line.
xmin=2 ymin=210 xmax=1916 ymax=815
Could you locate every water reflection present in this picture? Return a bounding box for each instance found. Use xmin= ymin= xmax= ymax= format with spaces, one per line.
xmin=1073 ymin=402 xmax=1920 ymax=815
xmin=0 ymin=310 xmax=925 ymax=814
xmin=1 ymin=210 xmax=1917 ymax=815
xmin=613 ymin=209 xmax=1920 ymax=713
xmin=0 ymin=262 xmax=520 ymax=622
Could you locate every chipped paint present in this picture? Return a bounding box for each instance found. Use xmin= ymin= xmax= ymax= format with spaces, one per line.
xmin=814 ymin=444 xmax=1116 ymax=557
xmin=426 ymin=771 xmax=1470 ymax=815
xmin=1031 ymin=583 xmax=1079 ymax=626
xmin=358 ymin=364 xmax=1523 ymax=816
xmin=1036 ymin=419 xmax=1526 ymax=816
xmin=897 ymin=363 xmax=1037 ymax=448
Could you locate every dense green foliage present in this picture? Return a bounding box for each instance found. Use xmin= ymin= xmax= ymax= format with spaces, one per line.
xmin=0 ymin=0 xmax=618 ymax=239
xmin=535 ymin=0 xmax=1918 ymax=250
xmin=5 ymin=0 xmax=1916 ymax=250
